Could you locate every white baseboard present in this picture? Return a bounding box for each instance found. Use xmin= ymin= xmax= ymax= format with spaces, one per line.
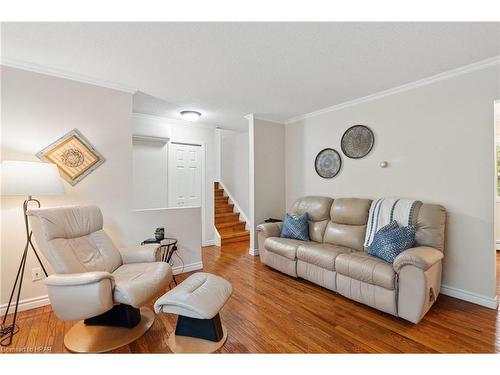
xmin=172 ymin=261 xmax=203 ymax=275
xmin=202 ymin=239 xmax=216 ymax=246
xmin=440 ymin=284 xmax=498 ymax=309
xmin=214 ymin=228 xmax=221 ymax=247
xmin=249 ymin=248 xmax=259 ymax=256
xmin=0 ymin=295 xmax=50 ymax=315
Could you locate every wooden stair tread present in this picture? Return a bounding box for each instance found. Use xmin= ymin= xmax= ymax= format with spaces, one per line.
xmin=215 ymin=212 xmax=239 ymax=218
xmin=215 ymin=204 xmax=234 ymax=210
xmin=219 ymin=230 xmax=250 ymax=239
xmin=215 ymin=221 xmax=246 ymax=229
xmin=216 ymin=203 xmax=234 ymax=208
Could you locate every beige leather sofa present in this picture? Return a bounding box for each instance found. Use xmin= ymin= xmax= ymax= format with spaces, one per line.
xmin=257 ymin=197 xmax=446 ymax=323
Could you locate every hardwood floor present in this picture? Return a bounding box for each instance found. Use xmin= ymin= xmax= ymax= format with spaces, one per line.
xmin=2 ymin=244 xmax=500 ymax=354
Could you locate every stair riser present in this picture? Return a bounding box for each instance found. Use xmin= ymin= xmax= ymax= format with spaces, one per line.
xmin=218 ymin=228 xmax=249 ymax=238
xmin=215 ymin=222 xmax=246 ymax=231
xmin=216 ymin=216 xmax=240 ymax=224
xmin=216 ymin=207 xmax=234 ymax=213
xmin=221 ymin=235 xmax=250 ymax=246
xmin=215 ymin=203 xmax=232 ymax=207
xmin=215 ymin=203 xmax=234 ymax=209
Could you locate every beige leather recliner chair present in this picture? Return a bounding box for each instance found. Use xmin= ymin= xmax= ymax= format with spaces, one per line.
xmin=257 ymin=197 xmax=446 ymax=323
xmin=27 ymin=205 xmax=173 ymax=352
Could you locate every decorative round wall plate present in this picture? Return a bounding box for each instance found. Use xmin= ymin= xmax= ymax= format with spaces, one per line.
xmin=341 ymin=125 xmax=374 ymax=159
xmin=315 ymin=148 xmax=342 ymax=179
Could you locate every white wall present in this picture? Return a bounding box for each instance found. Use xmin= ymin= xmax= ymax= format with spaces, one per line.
xmin=286 ymin=64 xmax=500 ymax=306
xmin=249 ymin=117 xmax=286 ymax=252
xmin=0 ymin=66 xmax=203 ymax=309
xmin=132 ymin=137 xmax=169 ymax=209
xmin=220 ymin=129 xmax=249 ymax=219
xmin=131 ymin=114 xmax=216 ymax=246
xmin=495 ymin=102 xmax=500 ymax=246
xmin=495 ymin=203 xmax=500 ymax=247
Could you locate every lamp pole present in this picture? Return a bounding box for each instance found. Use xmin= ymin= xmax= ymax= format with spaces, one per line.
xmin=0 ymin=196 xmax=48 ymax=346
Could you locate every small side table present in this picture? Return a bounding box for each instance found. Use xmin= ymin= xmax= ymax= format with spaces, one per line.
xmin=141 ymin=237 xmax=178 ymax=285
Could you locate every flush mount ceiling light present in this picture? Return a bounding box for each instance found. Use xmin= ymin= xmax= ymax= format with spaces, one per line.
xmin=180 ymin=110 xmax=202 ymax=122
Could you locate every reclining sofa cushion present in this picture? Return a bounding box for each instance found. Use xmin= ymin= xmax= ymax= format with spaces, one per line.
xmin=297 ymin=243 xmax=353 ymax=271
xmin=335 ymin=252 xmax=396 ymax=290
xmin=323 ymin=198 xmax=372 ymax=251
xmin=264 ymin=237 xmax=310 ymax=260
xmin=289 ymin=196 xmax=334 ymax=242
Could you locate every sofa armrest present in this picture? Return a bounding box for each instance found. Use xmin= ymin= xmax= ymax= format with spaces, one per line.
xmin=119 ymin=244 xmax=160 ymax=264
xmin=256 ymin=222 xmax=283 ymax=238
xmin=44 ymin=272 xmax=114 ymax=321
xmin=393 ymin=246 xmax=443 ymax=273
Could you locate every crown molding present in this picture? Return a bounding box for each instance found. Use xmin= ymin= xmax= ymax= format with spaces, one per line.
xmin=245 ymin=113 xmax=285 ymax=125
xmin=131 ymin=112 xmax=217 ymax=130
xmin=285 ymin=55 xmax=500 ymax=124
xmin=254 ymin=116 xmax=285 ymax=125
xmin=1 ymin=57 xmax=138 ymax=94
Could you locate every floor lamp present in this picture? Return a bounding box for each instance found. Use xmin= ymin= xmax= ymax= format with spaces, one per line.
xmin=0 ymin=160 xmax=64 ymax=346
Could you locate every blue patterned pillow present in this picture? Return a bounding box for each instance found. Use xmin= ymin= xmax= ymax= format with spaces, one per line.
xmin=368 ymin=220 xmax=416 ymax=263
xmin=280 ymin=213 xmax=310 ymax=241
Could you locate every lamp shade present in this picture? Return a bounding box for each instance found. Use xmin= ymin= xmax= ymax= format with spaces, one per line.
xmin=1 ymin=160 xmax=65 ymax=196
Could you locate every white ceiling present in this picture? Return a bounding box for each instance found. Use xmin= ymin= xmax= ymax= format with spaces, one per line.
xmin=2 ymin=22 xmax=499 ymax=130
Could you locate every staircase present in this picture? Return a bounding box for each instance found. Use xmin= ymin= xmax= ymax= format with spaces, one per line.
xmin=214 ymin=182 xmax=250 ymax=247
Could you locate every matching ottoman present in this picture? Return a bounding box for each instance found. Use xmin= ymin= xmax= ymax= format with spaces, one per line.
xmin=154 ymin=272 xmax=232 ymax=353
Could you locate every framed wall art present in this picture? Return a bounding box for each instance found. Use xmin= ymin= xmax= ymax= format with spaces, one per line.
xmin=341 ymin=125 xmax=374 ymax=159
xmin=314 ymin=148 xmax=342 ymax=179
xmin=36 ymin=128 xmax=105 ymax=186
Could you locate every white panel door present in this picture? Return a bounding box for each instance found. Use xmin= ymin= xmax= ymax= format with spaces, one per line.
xmin=168 ymin=142 xmax=202 ymax=207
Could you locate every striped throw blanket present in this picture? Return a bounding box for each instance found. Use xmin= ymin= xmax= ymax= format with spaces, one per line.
xmin=364 ymin=198 xmax=422 ymax=248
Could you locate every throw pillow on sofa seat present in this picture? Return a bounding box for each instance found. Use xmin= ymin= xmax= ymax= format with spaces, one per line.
xmin=368 ymin=220 xmax=416 ymax=263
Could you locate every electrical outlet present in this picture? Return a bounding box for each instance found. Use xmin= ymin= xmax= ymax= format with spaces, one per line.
xmin=31 ymin=267 xmax=43 ymax=281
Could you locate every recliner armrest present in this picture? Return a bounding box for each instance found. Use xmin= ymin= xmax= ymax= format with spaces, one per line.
xmin=393 ymin=246 xmax=443 ymax=273
xmin=119 ymin=244 xmax=160 ymax=264
xmin=256 ymin=222 xmax=283 ymax=238
xmin=45 ymin=271 xmax=114 ymax=287
xmin=44 ymin=272 xmax=114 ymax=321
